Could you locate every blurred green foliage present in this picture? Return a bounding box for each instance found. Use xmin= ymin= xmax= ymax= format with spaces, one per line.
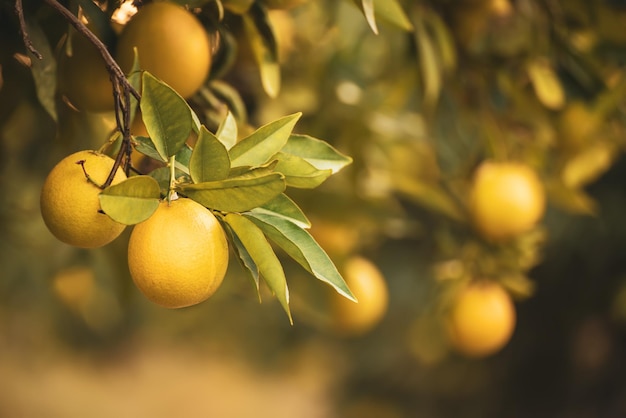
xmin=2 ymin=0 xmax=626 ymax=416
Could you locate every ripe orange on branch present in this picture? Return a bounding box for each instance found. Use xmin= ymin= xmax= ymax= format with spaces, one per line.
xmin=127 ymin=198 xmax=229 ymax=309
xmin=40 ymin=150 xmax=127 ymax=248
xmin=116 ymin=1 xmax=212 ymax=99
xmin=447 ymin=281 xmax=516 ymax=357
xmin=469 ymin=161 xmax=546 ymax=240
xmin=329 ymin=256 xmax=389 ymax=336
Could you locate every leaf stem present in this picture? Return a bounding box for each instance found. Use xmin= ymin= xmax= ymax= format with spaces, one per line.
xmin=167 ymin=155 xmax=177 ymax=203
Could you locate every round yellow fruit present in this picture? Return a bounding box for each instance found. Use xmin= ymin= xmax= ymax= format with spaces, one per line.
xmin=58 ymin=30 xmax=115 ymax=112
xmin=127 ymin=198 xmax=229 ymax=309
xmin=469 ymin=161 xmax=546 ymax=240
xmin=116 ymin=1 xmax=212 ymax=99
xmin=447 ymin=281 xmax=516 ymax=357
xmin=40 ymin=150 xmax=127 ymax=248
xmin=330 ymin=256 xmax=389 ymax=336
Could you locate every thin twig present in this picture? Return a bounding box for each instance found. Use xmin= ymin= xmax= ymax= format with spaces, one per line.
xmin=41 ymin=0 xmax=140 ymax=101
xmin=15 ymin=0 xmax=43 ymax=59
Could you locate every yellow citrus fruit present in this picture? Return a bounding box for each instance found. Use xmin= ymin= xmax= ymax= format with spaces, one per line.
xmin=127 ymin=198 xmax=229 ymax=309
xmin=40 ymin=150 xmax=127 ymax=248
xmin=447 ymin=281 xmax=516 ymax=357
xmin=116 ymin=1 xmax=212 ymax=99
xmin=330 ymin=256 xmax=389 ymax=336
xmin=58 ymin=29 xmax=115 ymax=112
xmin=469 ymin=161 xmax=546 ymax=240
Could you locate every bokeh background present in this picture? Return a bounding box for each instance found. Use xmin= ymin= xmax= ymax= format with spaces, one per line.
xmin=2 ymin=0 xmax=626 ymax=416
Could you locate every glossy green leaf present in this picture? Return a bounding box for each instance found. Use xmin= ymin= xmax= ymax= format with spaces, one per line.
xmin=140 ymin=71 xmax=193 ymax=160
xmin=222 ymin=218 xmax=261 ymax=299
xmin=178 ymin=170 xmax=286 ymax=212
xmin=216 ymin=111 xmax=239 ymax=150
xmin=224 ymin=213 xmax=291 ymax=322
xmin=245 ymin=212 xmax=356 ymax=302
xmin=282 ymin=134 xmax=353 ymax=174
xmin=272 ymin=152 xmax=332 ymax=189
xmin=250 ymin=193 xmax=310 ymax=229
xmin=242 ymin=5 xmax=281 ymax=98
xmin=190 ymin=126 xmax=231 ymax=183
xmin=99 ymin=176 xmax=161 ymax=225
xmin=229 ymin=113 xmax=301 ymax=167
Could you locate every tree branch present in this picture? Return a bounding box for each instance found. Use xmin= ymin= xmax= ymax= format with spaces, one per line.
xmin=40 ymin=0 xmax=141 ymax=101
xmin=15 ymin=0 xmax=43 ymax=59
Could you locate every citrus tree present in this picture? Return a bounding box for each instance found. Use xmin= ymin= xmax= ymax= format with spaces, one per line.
xmin=5 ymin=0 xmax=626 ymax=363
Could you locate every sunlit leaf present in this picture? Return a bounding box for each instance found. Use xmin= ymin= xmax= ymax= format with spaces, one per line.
xmin=229 ymin=113 xmax=301 ymax=167
xmin=190 ymin=126 xmax=231 ymax=183
xmin=414 ymin=14 xmax=441 ymax=109
xmin=250 ymin=193 xmax=310 ymax=229
xmin=272 ymin=152 xmax=332 ymax=189
xmin=527 ymin=58 xmax=565 ymax=110
xmin=99 ymin=176 xmax=161 ymax=225
xmin=282 ymin=134 xmax=353 ymax=174
xmin=242 ymin=5 xmax=281 ymax=97
xmin=359 ymin=0 xmax=379 ymax=34
xmin=140 ymin=72 xmax=193 ymax=159
xmin=245 ymin=212 xmax=356 ymax=302
xmin=561 ymin=142 xmax=617 ymax=188
xmin=371 ymin=0 xmax=413 ymax=31
xmin=224 ymin=213 xmax=291 ymax=322
xmin=178 ymin=170 xmax=286 ymax=212
xmin=216 ymin=111 xmax=239 ymax=150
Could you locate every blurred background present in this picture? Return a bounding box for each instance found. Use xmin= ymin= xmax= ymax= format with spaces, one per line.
xmin=2 ymin=0 xmax=626 ymax=416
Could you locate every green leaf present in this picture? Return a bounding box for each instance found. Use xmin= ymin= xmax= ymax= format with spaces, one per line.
xmin=229 ymin=113 xmax=301 ymax=167
xmin=394 ymin=178 xmax=466 ymax=222
xmin=134 ymin=136 xmax=192 ymax=175
xmin=216 ymin=111 xmax=239 ymax=150
xmin=222 ymin=220 xmax=261 ymax=298
xmin=178 ymin=170 xmax=286 ymax=212
xmin=242 ymin=5 xmax=281 ymax=98
xmin=527 ymin=58 xmax=565 ymax=110
xmin=25 ymin=20 xmax=57 ymax=121
xmin=282 ymin=134 xmax=353 ymax=174
xmin=224 ymin=213 xmax=291 ymax=322
xmin=371 ymin=0 xmax=413 ymax=31
xmin=250 ymin=193 xmax=310 ymax=229
xmin=140 ymin=71 xmax=193 ymax=160
xmin=99 ymin=176 xmax=161 ymax=225
xmin=359 ymin=0 xmax=379 ymax=34
xmin=245 ymin=212 xmax=356 ymax=302
xmin=190 ymin=126 xmax=231 ymax=183
xmin=415 ymin=13 xmax=441 ymax=109
xmin=272 ymin=152 xmax=332 ymax=189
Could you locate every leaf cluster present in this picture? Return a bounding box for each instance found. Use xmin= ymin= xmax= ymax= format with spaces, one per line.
xmin=99 ymin=71 xmax=353 ymax=320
